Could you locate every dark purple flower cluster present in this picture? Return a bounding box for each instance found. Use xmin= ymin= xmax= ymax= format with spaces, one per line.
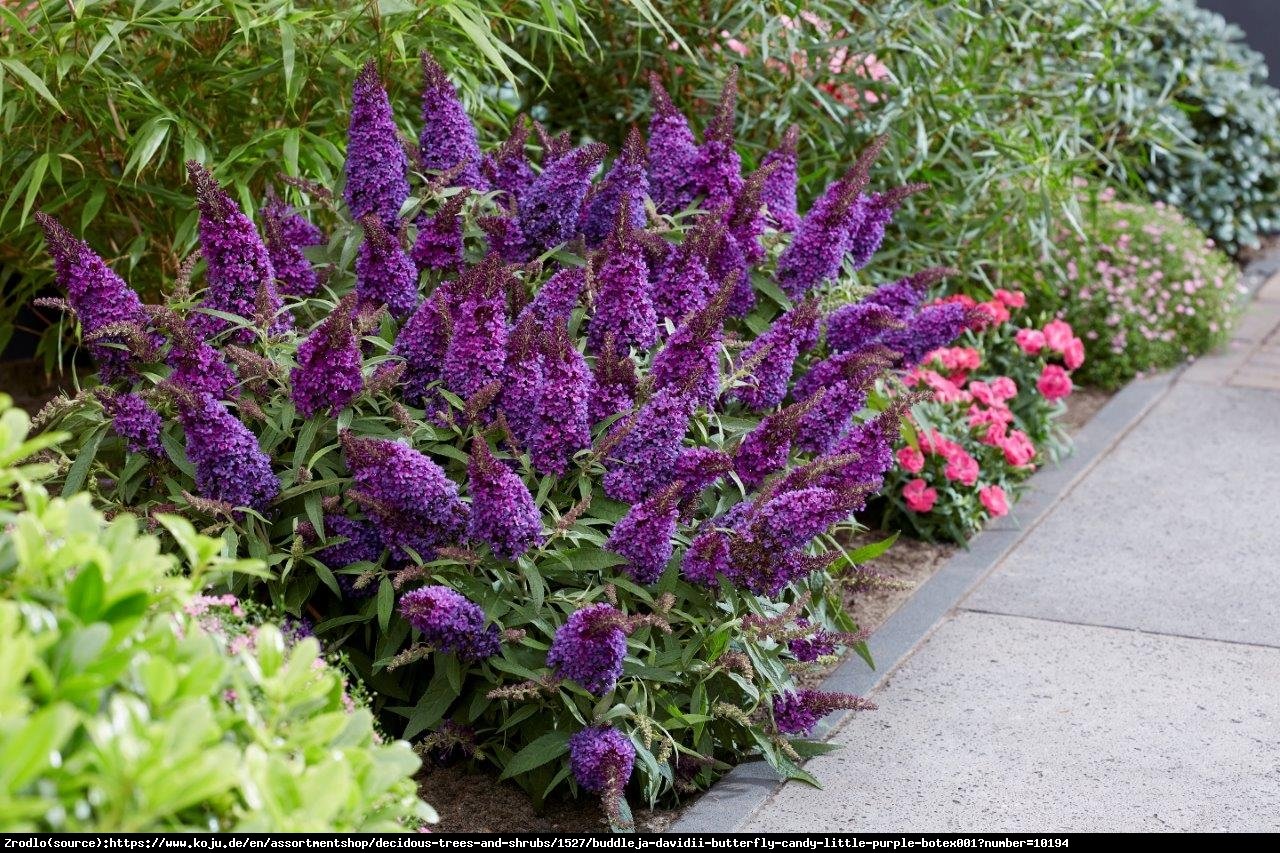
xmin=291 ymin=299 xmax=363 ymax=418
xmin=412 ymin=190 xmax=470 ymax=273
xmin=515 ymin=144 xmax=608 ymax=259
xmin=759 ymin=126 xmax=800 ymax=232
xmin=589 ymin=227 xmax=656 ymax=353
xmin=647 ymin=75 xmax=700 ymax=214
xmin=547 ymin=603 xmax=629 ymax=694
xmin=398 ymin=585 xmax=499 ymax=661
xmin=467 ymin=438 xmax=543 ymax=560
xmin=482 ymin=121 xmax=534 ymax=203
xmin=651 ymin=224 xmax=714 ymax=327
xmin=844 ymin=184 xmax=926 ymax=270
xmin=729 ymin=300 xmax=820 ymax=411
xmin=651 ymin=284 xmax=729 ymax=408
xmin=881 ymin=301 xmax=974 ymax=367
xmin=589 ymin=338 xmax=638 ymax=424
xmin=693 ymin=71 xmax=744 ymax=210
xmin=392 ymin=288 xmax=451 ymax=409
xmin=315 ymin=514 xmax=382 ymax=599
xmin=345 ymin=62 xmax=410 ymax=225
xmin=175 ymin=391 xmax=279 ymax=511
xmin=672 ymin=447 xmax=731 ymax=499
xmin=102 ymin=392 xmax=163 ymax=457
xmin=788 ymin=620 xmax=837 ymax=662
xmin=443 ymin=258 xmax=509 ymax=398
xmin=606 ymin=484 xmax=682 ymax=584
xmin=772 ymin=689 xmax=875 ymax=736
xmin=568 ymin=725 xmax=635 ymax=796
xmin=356 ymin=216 xmax=419 ymax=319
xmin=581 ymin=128 xmax=649 ymax=248
xmin=261 ymin=194 xmax=325 ymax=297
xmin=419 ymin=52 xmax=485 ymax=189
xmin=525 ymin=267 xmax=586 ymax=325
xmin=603 ymin=386 xmax=692 ymax=503
xmin=529 ymin=324 xmax=592 ymax=476
xmin=167 ymin=321 xmax=239 ymax=400
xmin=733 ymin=397 xmax=817 ymax=489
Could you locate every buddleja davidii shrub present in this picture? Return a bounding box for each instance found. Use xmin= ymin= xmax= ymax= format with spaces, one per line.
xmin=878 ymin=292 xmax=1083 ymax=543
xmin=34 ymin=57 xmax=976 ymax=823
xmin=0 ymin=396 xmax=432 ymax=832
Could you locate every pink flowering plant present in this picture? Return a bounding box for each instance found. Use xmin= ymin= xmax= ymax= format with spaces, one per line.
xmin=1029 ymin=188 xmax=1240 ymax=389
xmin=880 ymin=290 xmax=1082 ymax=542
xmin=33 ymin=58 xmax=974 ymax=823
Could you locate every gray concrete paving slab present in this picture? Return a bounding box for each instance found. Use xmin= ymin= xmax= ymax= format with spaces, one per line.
xmin=742 ymin=611 xmax=1280 ymax=832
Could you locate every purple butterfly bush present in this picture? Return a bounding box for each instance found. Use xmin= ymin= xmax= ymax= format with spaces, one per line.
xmin=793 ymin=348 xmax=892 ymax=453
xmin=733 ymin=394 xmax=822 ymax=489
xmin=528 ymin=323 xmax=592 ymax=476
xmin=340 ymin=430 xmax=468 ymax=560
xmin=681 ymin=526 xmax=731 ymax=587
xmin=606 ymin=483 xmax=682 ymax=585
xmin=650 ymin=281 xmax=731 ymax=409
xmin=314 ymin=514 xmax=382 ymax=599
xmin=816 ymin=404 xmax=910 ymax=493
xmin=581 ymin=127 xmax=649 ymax=248
xmin=651 ymin=220 xmax=715 ymax=327
xmin=546 ymin=603 xmax=629 ymax=694
xmin=291 ymin=296 xmax=363 ymax=418
xmin=728 ymin=299 xmax=820 ymax=411
xmin=589 ymin=336 xmax=639 ymax=424
xmin=355 ymin=215 xmax=419 ymax=319
xmin=162 ymin=314 xmax=239 ymax=400
xmin=500 ymin=313 xmax=544 ymax=443
xmin=261 ymin=193 xmax=325 ymax=297
xmin=399 ymin=585 xmax=500 ymax=662
xmin=602 ymin=385 xmax=693 ymax=503
xmin=568 ymin=725 xmax=635 ymax=819
xmin=647 ymin=74 xmax=700 ymax=213
xmin=516 ymin=143 xmax=608 ymax=258
xmin=419 ymin=52 xmax=485 ymax=189
xmin=392 ymin=286 xmax=451 ymax=409
xmin=844 ymin=183 xmax=927 ymax=270
xmin=412 ymin=190 xmax=470 ymax=273
xmin=523 ymin=266 xmax=586 ymax=326
xmin=882 ymin=301 xmax=976 ymax=368
xmin=825 ymin=301 xmax=903 ymax=354
xmin=694 ymin=69 xmax=744 ymax=210
xmin=442 ymin=257 xmax=510 ymax=399
xmin=345 ymin=62 xmax=410 ymax=225
xmin=772 ymin=689 xmax=875 ymax=736
xmin=588 ymin=224 xmax=657 ymax=353
xmin=101 ymin=392 xmax=163 ymax=457
xmin=186 ymin=162 xmax=289 ymax=342
xmin=759 ymin=126 xmax=800 ymax=232
xmin=481 ymin=119 xmax=535 ymax=204
xmin=466 ymin=437 xmax=543 ymax=560
xmin=174 ymin=390 xmax=279 ymax=512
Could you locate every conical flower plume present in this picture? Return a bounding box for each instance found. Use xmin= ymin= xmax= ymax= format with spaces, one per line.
xmin=693 ymin=68 xmax=744 ymax=210
xmin=481 ymin=118 xmax=535 ymax=203
xmin=523 ymin=266 xmax=586 ymax=325
xmin=844 ymin=182 xmax=927 ymax=270
xmin=588 ymin=221 xmax=657 ymax=353
xmin=589 ymin=334 xmax=638 ymax=424
xmin=528 ymin=322 xmax=592 ymax=476
xmin=793 ymin=348 xmax=892 ymax=453
xmin=776 ymin=135 xmax=886 ymax=299
xmin=500 ymin=312 xmax=544 ymax=444
xmin=356 ymin=214 xmax=419 ymax=318
xmin=102 ymin=392 xmax=164 ymax=457
xmin=340 ymin=430 xmax=468 ymax=559
xmin=412 ymin=189 xmax=470 ymax=273
xmin=733 ymin=392 xmax=824 ymax=489
xmin=36 ymin=213 xmax=148 ymax=381
xmin=344 ymin=62 xmax=410 ymax=225
xmin=517 ymin=143 xmax=608 ymax=258
xmin=773 ymin=689 xmax=875 ymax=736
xmin=602 ymin=385 xmax=693 ymax=503
xmin=651 ymin=220 xmax=715 ymax=326
xmin=760 ymin=126 xmax=800 ymax=231
xmin=186 ymin=162 xmax=289 ymax=342
xmin=419 ymin=52 xmax=485 ymax=189
xmin=816 ymin=401 xmax=912 ymax=492
xmin=290 ymin=295 xmax=363 ymax=418
xmin=442 ymin=256 xmax=510 ymax=399
xmin=160 ymin=311 xmax=238 ymax=400
xmin=606 ymin=483 xmax=682 ymax=585
xmin=392 ymin=286 xmax=451 ymax=409
xmin=399 ymin=585 xmax=500 ymax=662
xmin=581 ymin=127 xmax=649 ymax=248
xmin=880 ymin=300 xmax=975 ymax=367
xmin=547 ymin=603 xmax=629 ymax=694
xmin=651 ymin=279 xmax=731 ymax=409
xmin=825 ymin=300 xmax=904 ymax=354
xmin=726 ymin=161 xmax=779 ymax=269
xmin=261 ymin=192 xmax=325 ymax=297
xmin=647 ymin=74 xmax=700 ymax=213
xmin=568 ymin=726 xmax=636 ymax=824
xmin=466 ymin=438 xmax=543 ymax=560
xmin=729 ymin=299 xmax=820 ymax=411
xmin=174 ymin=389 xmax=279 ymax=512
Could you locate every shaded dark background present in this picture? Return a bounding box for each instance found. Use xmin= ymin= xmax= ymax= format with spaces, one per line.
xmin=1201 ymin=0 xmax=1278 ymax=83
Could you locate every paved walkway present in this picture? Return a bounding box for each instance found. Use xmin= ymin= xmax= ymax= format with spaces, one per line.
xmin=741 ymin=273 xmax=1280 ymax=832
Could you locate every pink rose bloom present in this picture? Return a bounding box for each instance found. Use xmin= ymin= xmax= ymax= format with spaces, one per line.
xmin=1015 ymin=328 xmax=1046 ymax=355
xmin=989 ymin=376 xmax=1018 ymax=401
xmin=956 ymin=347 xmax=982 ymax=371
xmin=968 ymin=381 xmax=998 ymax=408
xmin=944 ymin=451 xmax=979 ymax=486
xmin=1037 ymin=364 xmax=1073 ymax=400
xmin=903 ymin=479 xmax=938 ymax=513
xmin=976 ymin=300 xmax=1010 ymax=326
xmin=920 ymin=369 xmax=971 ymax=404
xmin=1063 ymin=336 xmax=1085 ymax=370
xmin=897 ymin=445 xmax=925 ymax=474
xmin=979 ymin=485 xmax=1009 ymax=517
xmin=1043 ymin=319 xmax=1074 ymax=352
xmin=1001 ymin=430 xmax=1037 ymax=467
xmin=979 ymin=419 xmax=1009 ymax=446
xmin=993 ymin=289 xmax=1026 ymax=309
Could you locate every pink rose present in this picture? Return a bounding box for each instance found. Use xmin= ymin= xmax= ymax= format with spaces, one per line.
xmin=976 ymin=300 xmax=1010 ymax=326
xmin=968 ymin=381 xmax=998 ymax=408
xmin=979 ymin=484 xmax=1009 ymax=517
xmin=989 ymin=376 xmax=1018 ymax=401
xmin=903 ymin=479 xmax=938 ymax=513
xmin=1063 ymin=337 xmax=1085 ymax=370
xmin=944 ymin=451 xmax=980 ymax=486
xmin=1001 ymin=430 xmax=1037 ymax=467
xmin=920 ymin=369 xmax=971 ymax=404
xmin=993 ymin=289 xmax=1026 ymax=309
xmin=979 ymin=419 xmax=1009 ymax=446
xmin=1037 ymin=364 xmax=1074 ymax=401
xmin=1015 ymin=328 xmax=1046 ymax=355
xmin=896 ymin=446 xmax=925 ymax=474
xmin=1044 ymin=319 xmax=1074 ymax=352
xmin=968 ymin=404 xmax=1014 ymax=428
xmin=956 ymin=347 xmax=982 ymax=371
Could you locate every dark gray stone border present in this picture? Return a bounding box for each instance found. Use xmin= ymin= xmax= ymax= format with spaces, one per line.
xmin=670 ymin=248 xmax=1280 ymax=833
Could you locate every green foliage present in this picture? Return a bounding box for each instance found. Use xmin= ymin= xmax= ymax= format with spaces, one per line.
xmin=1029 ymin=190 xmax=1240 ymax=390
xmin=0 ymin=394 xmax=433 ymax=831
xmin=1129 ymin=0 xmax=1280 ymax=254
xmin=0 ymin=0 xmax=671 ymax=360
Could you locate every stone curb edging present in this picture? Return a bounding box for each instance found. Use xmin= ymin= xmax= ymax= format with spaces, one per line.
xmin=668 ymin=247 xmax=1280 ymax=833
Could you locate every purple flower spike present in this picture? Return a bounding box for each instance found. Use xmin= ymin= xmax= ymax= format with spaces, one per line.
xmin=776 ymin=136 xmax=886 ymax=299
xmin=524 ymin=267 xmax=586 ymax=326
xmin=752 ymin=486 xmax=868 ymax=551
xmin=864 ymin=267 xmax=953 ymax=318
xmin=291 ymin=297 xmax=363 ymax=418
xmin=672 ymin=447 xmax=731 ymax=498
xmin=793 ymin=348 xmax=891 ymax=453
xmin=467 ymin=438 xmax=543 ymax=560
xmin=482 ymin=119 xmax=535 ymax=204
xmin=647 ymin=74 xmax=700 ymax=213
xmin=500 ymin=313 xmax=544 ymax=444
xmin=186 ymin=162 xmax=289 ymax=342
xmin=315 ymin=514 xmax=382 ymax=599
xmin=581 ymin=127 xmax=650 ymax=248
xmin=412 ymin=190 xmax=470 ymax=273
xmin=819 ymin=406 xmax=907 ymax=492
xmin=845 ymin=183 xmax=927 ymax=270
xmin=825 ymin=301 xmax=903 ymax=353
xmin=419 ymin=52 xmax=485 ymax=189
xmin=36 ymin=213 xmax=149 ymax=382
xmin=261 ymin=194 xmax=325 ymax=297
xmin=341 ymin=430 xmax=468 ymax=560
xmin=443 ymin=257 xmax=510 ymax=399
xmin=517 ymin=143 xmax=607 ymax=257
xmin=881 ymin=301 xmax=974 ymax=368
xmin=651 ymin=281 xmax=731 ymax=409
xmin=102 ymin=392 xmax=163 ymax=457
xmin=602 ymin=385 xmax=692 ymax=503
xmin=588 ymin=225 xmax=657 ymax=353
xmin=345 ymin=62 xmax=410 ymax=225
xmin=399 ymin=585 xmax=500 ymax=662
xmin=589 ymin=336 xmax=639 ymax=425
xmin=694 ymin=69 xmax=744 ymax=210
xmin=733 ymin=394 xmax=823 ymax=489
xmin=167 ymin=330 xmax=238 ymax=401
xmin=729 ymin=300 xmax=820 ymax=411
xmin=681 ymin=527 xmax=730 ymax=587
xmin=547 ymin=603 xmax=629 ymax=694
xmin=606 ymin=484 xmax=682 ymax=585
xmin=651 ymin=220 xmax=716 ymax=327
xmin=760 ymin=126 xmax=800 ymax=232
xmin=356 ymin=215 xmax=419 ymax=318
xmin=393 ymin=287 xmax=451 ymax=409
xmin=528 ymin=323 xmax=592 ymax=476
xmin=773 ymin=689 xmax=875 ymax=736
xmin=175 ymin=391 xmax=279 ymax=512
xmin=568 ymin=726 xmax=635 ymax=817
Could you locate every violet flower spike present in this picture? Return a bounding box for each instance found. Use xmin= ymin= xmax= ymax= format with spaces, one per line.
xmin=290 ymin=296 xmax=364 ymax=418
xmin=646 ymin=74 xmax=700 ymax=214
xmin=481 ymin=118 xmax=535 ymax=203
xmin=345 ymin=61 xmax=410 ymax=225
xmin=399 ymin=585 xmax=500 ymax=662
xmin=546 ymin=603 xmax=629 ymax=694
xmin=261 ymin=192 xmax=325 ymax=297
xmin=174 ymin=390 xmax=279 ymax=513
xmin=419 ymin=52 xmax=486 ymax=189
xmin=466 ymin=437 xmax=544 ymax=560
xmin=412 ymin=190 xmax=470 ymax=273
xmin=102 ymin=392 xmax=164 ymax=457
xmin=693 ymin=68 xmax=744 ymax=210
xmin=606 ymin=484 xmax=682 ymax=585
xmin=517 ymin=143 xmax=608 ymax=258
xmin=588 ymin=222 xmax=657 ymax=353
xmin=356 ymin=214 xmax=420 ymax=319
xmin=392 ymin=286 xmax=451 ymax=410
xmin=581 ymin=127 xmax=649 ymax=248
xmin=528 ymin=323 xmax=592 ymax=476
xmin=760 ymin=126 xmax=800 ymax=232
xmin=773 ymin=689 xmax=875 ymax=736
xmin=442 ymin=257 xmax=511 ymax=399
xmin=602 ymin=385 xmax=693 ymax=503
